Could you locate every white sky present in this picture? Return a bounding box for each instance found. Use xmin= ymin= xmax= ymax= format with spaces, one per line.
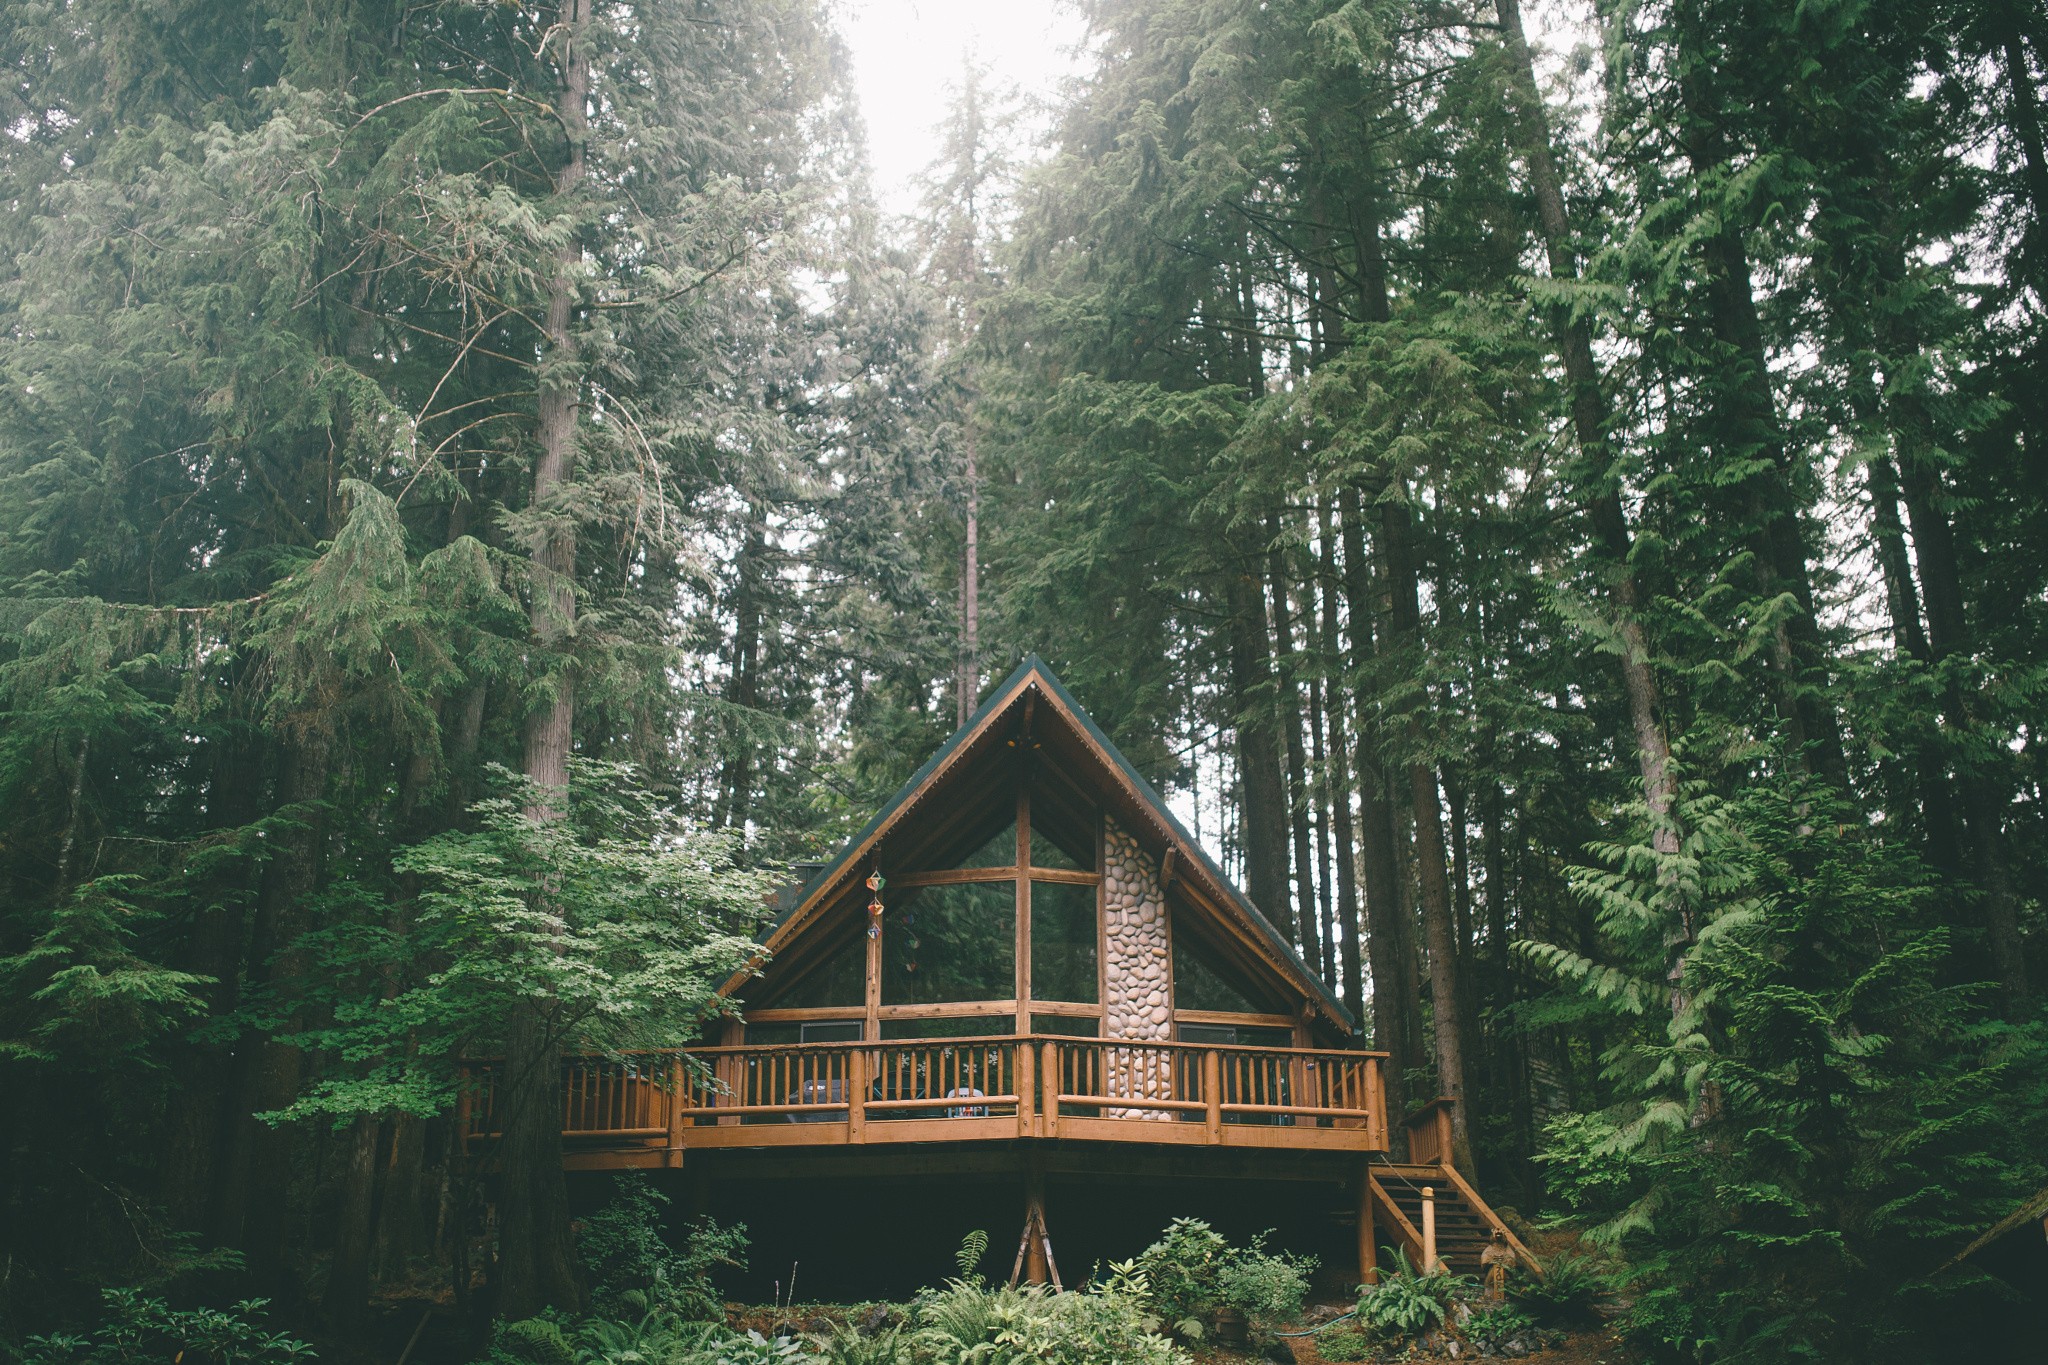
xmin=837 ymin=0 xmax=1089 ymax=216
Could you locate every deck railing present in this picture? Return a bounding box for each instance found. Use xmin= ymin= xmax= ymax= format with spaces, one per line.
xmin=462 ymin=1035 xmax=1387 ymax=1164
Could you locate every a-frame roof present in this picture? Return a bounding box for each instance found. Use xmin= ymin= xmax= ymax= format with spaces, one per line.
xmin=731 ymin=655 xmax=1353 ymax=1033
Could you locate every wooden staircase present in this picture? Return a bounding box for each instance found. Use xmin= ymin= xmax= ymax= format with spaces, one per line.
xmin=1345 ymin=1099 xmax=1541 ymax=1281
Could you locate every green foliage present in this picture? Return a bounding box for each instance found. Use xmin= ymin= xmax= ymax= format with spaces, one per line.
xmin=15 ymin=1288 xmax=314 ymax=1365
xmin=493 ymin=1317 xmax=575 ymax=1365
xmin=272 ymin=762 xmax=772 ymax=1127
xmin=1128 ymin=1218 xmax=1313 ymax=1336
xmin=1311 ymin=1326 xmax=1374 ymax=1362
xmin=1525 ymin=779 xmax=2048 ymax=1360
xmin=1461 ymin=1303 xmax=1555 ymax=1354
xmin=1354 ymin=1250 xmax=1463 ymax=1344
xmin=952 ymin=1230 xmax=989 ymax=1283
xmin=1505 ymin=1253 xmax=1609 ymax=1329
xmin=908 ymin=1280 xmax=1185 ymax=1365
xmin=576 ymin=1176 xmax=749 ymax=1321
xmin=1131 ymin=1218 xmax=1228 ymax=1333
xmin=813 ymin=1325 xmax=914 ymax=1365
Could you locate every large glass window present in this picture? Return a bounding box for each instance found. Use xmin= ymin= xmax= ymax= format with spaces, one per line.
xmin=1029 ymin=880 xmax=1099 ymax=1003
xmin=883 ymin=881 xmax=1015 ymax=1004
xmin=1172 ymin=921 xmax=1266 ymax=1013
xmin=1029 ymin=828 xmax=1089 ymax=871
xmin=765 ymin=933 xmax=864 ymax=1009
xmin=956 ymin=821 xmax=1018 ymax=870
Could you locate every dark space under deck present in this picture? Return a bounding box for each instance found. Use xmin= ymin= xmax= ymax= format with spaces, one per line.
xmin=571 ymin=1140 xmax=1369 ymax=1303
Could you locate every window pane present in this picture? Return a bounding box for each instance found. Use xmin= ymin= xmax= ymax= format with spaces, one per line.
xmin=883 ymin=882 xmax=1015 ymax=1004
xmin=1030 ymin=880 xmax=1099 ymax=1003
xmin=879 ymin=1016 xmax=1011 ymax=1039
xmin=765 ymin=932 xmax=864 ymax=1008
xmin=956 ymin=820 xmax=1018 ymax=869
xmin=1171 ymin=921 xmax=1264 ymax=1013
xmin=1031 ymin=1014 xmax=1099 ymax=1037
xmin=1028 ymin=828 xmax=1090 ymax=871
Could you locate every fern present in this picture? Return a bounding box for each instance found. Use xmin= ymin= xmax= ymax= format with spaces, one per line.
xmin=954 ymin=1228 xmax=989 ymax=1282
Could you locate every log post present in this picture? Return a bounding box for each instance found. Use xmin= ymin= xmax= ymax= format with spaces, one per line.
xmin=847 ymin=1045 xmax=867 ymax=1144
xmin=1203 ymin=1048 xmax=1223 ymax=1141
xmin=1357 ymin=1167 xmax=1379 ymax=1287
xmin=1422 ymin=1185 xmax=1439 ymax=1274
xmin=1022 ymin=1163 xmax=1050 ymax=1286
xmin=1017 ymin=1037 xmax=1036 ymax=1137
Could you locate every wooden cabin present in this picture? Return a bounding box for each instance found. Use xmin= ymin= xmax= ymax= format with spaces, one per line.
xmin=468 ymin=657 xmax=1530 ymax=1293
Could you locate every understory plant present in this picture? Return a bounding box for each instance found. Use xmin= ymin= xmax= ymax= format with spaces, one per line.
xmin=910 ymin=1278 xmax=1185 ymax=1365
xmin=1354 ymin=1249 xmax=1465 ymax=1343
xmin=14 ymin=1289 xmax=315 ymax=1365
xmin=1130 ymin=1217 xmax=1314 ymax=1337
xmin=577 ymin=1174 xmax=749 ymax=1320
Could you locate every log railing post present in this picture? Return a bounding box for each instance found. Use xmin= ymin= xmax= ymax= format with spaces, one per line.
xmin=667 ymin=1055 xmax=686 ymax=1160
xmin=1017 ymin=1037 xmax=1036 ymax=1137
xmin=1043 ymin=1039 xmax=1060 ymax=1137
xmin=1203 ymin=1049 xmax=1222 ymax=1141
xmin=847 ymin=1045 xmax=868 ymax=1143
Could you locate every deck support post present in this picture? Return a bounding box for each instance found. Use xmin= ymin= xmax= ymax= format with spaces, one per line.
xmin=1357 ymin=1165 xmax=1379 ymax=1287
xmin=1012 ymin=1156 xmax=1061 ymax=1290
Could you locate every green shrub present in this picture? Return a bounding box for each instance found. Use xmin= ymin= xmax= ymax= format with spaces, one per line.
xmin=576 ymin=1174 xmax=749 ymax=1320
xmin=815 ymin=1324 xmax=913 ymax=1365
xmin=1506 ymin=1251 xmax=1609 ymax=1328
xmin=1215 ymin=1236 xmax=1315 ymax=1332
xmin=1131 ymin=1217 xmax=1229 ymax=1332
xmin=1461 ymin=1302 xmax=1558 ymax=1354
xmin=911 ymin=1279 xmax=1185 ymax=1365
xmin=1354 ymin=1249 xmax=1465 ymax=1343
xmin=15 ymin=1288 xmax=315 ymax=1365
xmin=1130 ymin=1217 xmax=1314 ymax=1336
xmin=495 ymin=1316 xmax=575 ymax=1365
xmin=1312 ymin=1326 xmax=1375 ymax=1362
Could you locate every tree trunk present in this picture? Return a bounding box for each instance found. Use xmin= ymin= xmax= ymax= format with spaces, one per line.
xmin=959 ymin=426 xmax=980 ymax=725
xmin=1670 ymin=48 xmax=1850 ymax=791
xmin=497 ymin=0 xmax=591 ymax=1318
xmin=1226 ymin=567 xmax=1297 ymax=937
xmin=717 ymin=518 xmax=766 ymax=829
xmin=1495 ymin=0 xmax=1682 ymax=859
xmin=1269 ymin=533 xmax=1321 ymax=967
xmin=1336 ymin=488 xmax=1423 ymax=1125
xmin=1378 ymin=495 xmax=1473 ymax=1171
xmin=209 ymin=735 xmax=331 ymax=1293
xmin=1305 ymin=578 xmax=1339 ymax=985
xmin=1318 ymin=502 xmax=1366 ymax=1025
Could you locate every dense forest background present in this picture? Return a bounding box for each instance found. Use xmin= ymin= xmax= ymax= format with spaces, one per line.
xmin=2 ymin=0 xmax=2045 ymax=1360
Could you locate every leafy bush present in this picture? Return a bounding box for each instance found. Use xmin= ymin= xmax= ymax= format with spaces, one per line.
xmin=493 ymin=1316 xmax=575 ymax=1365
xmin=567 ymin=1310 xmax=802 ymax=1365
xmin=15 ymin=1288 xmax=315 ymax=1365
xmin=1312 ymin=1326 xmax=1374 ymax=1362
xmin=1131 ymin=1217 xmax=1228 ymax=1333
xmin=1461 ymin=1302 xmax=1559 ymax=1354
xmin=910 ymin=1279 xmax=1185 ymax=1365
xmin=1129 ymin=1217 xmax=1314 ymax=1335
xmin=576 ymin=1174 xmax=749 ymax=1320
xmin=814 ymin=1325 xmax=914 ymax=1365
xmin=1215 ymin=1237 xmax=1314 ymax=1332
xmin=1506 ymin=1252 xmax=1608 ymax=1328
xmin=1354 ymin=1249 xmax=1465 ymax=1343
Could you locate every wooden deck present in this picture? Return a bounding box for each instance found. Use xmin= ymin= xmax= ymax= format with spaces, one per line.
xmin=463 ymin=1034 xmax=1391 ymax=1170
